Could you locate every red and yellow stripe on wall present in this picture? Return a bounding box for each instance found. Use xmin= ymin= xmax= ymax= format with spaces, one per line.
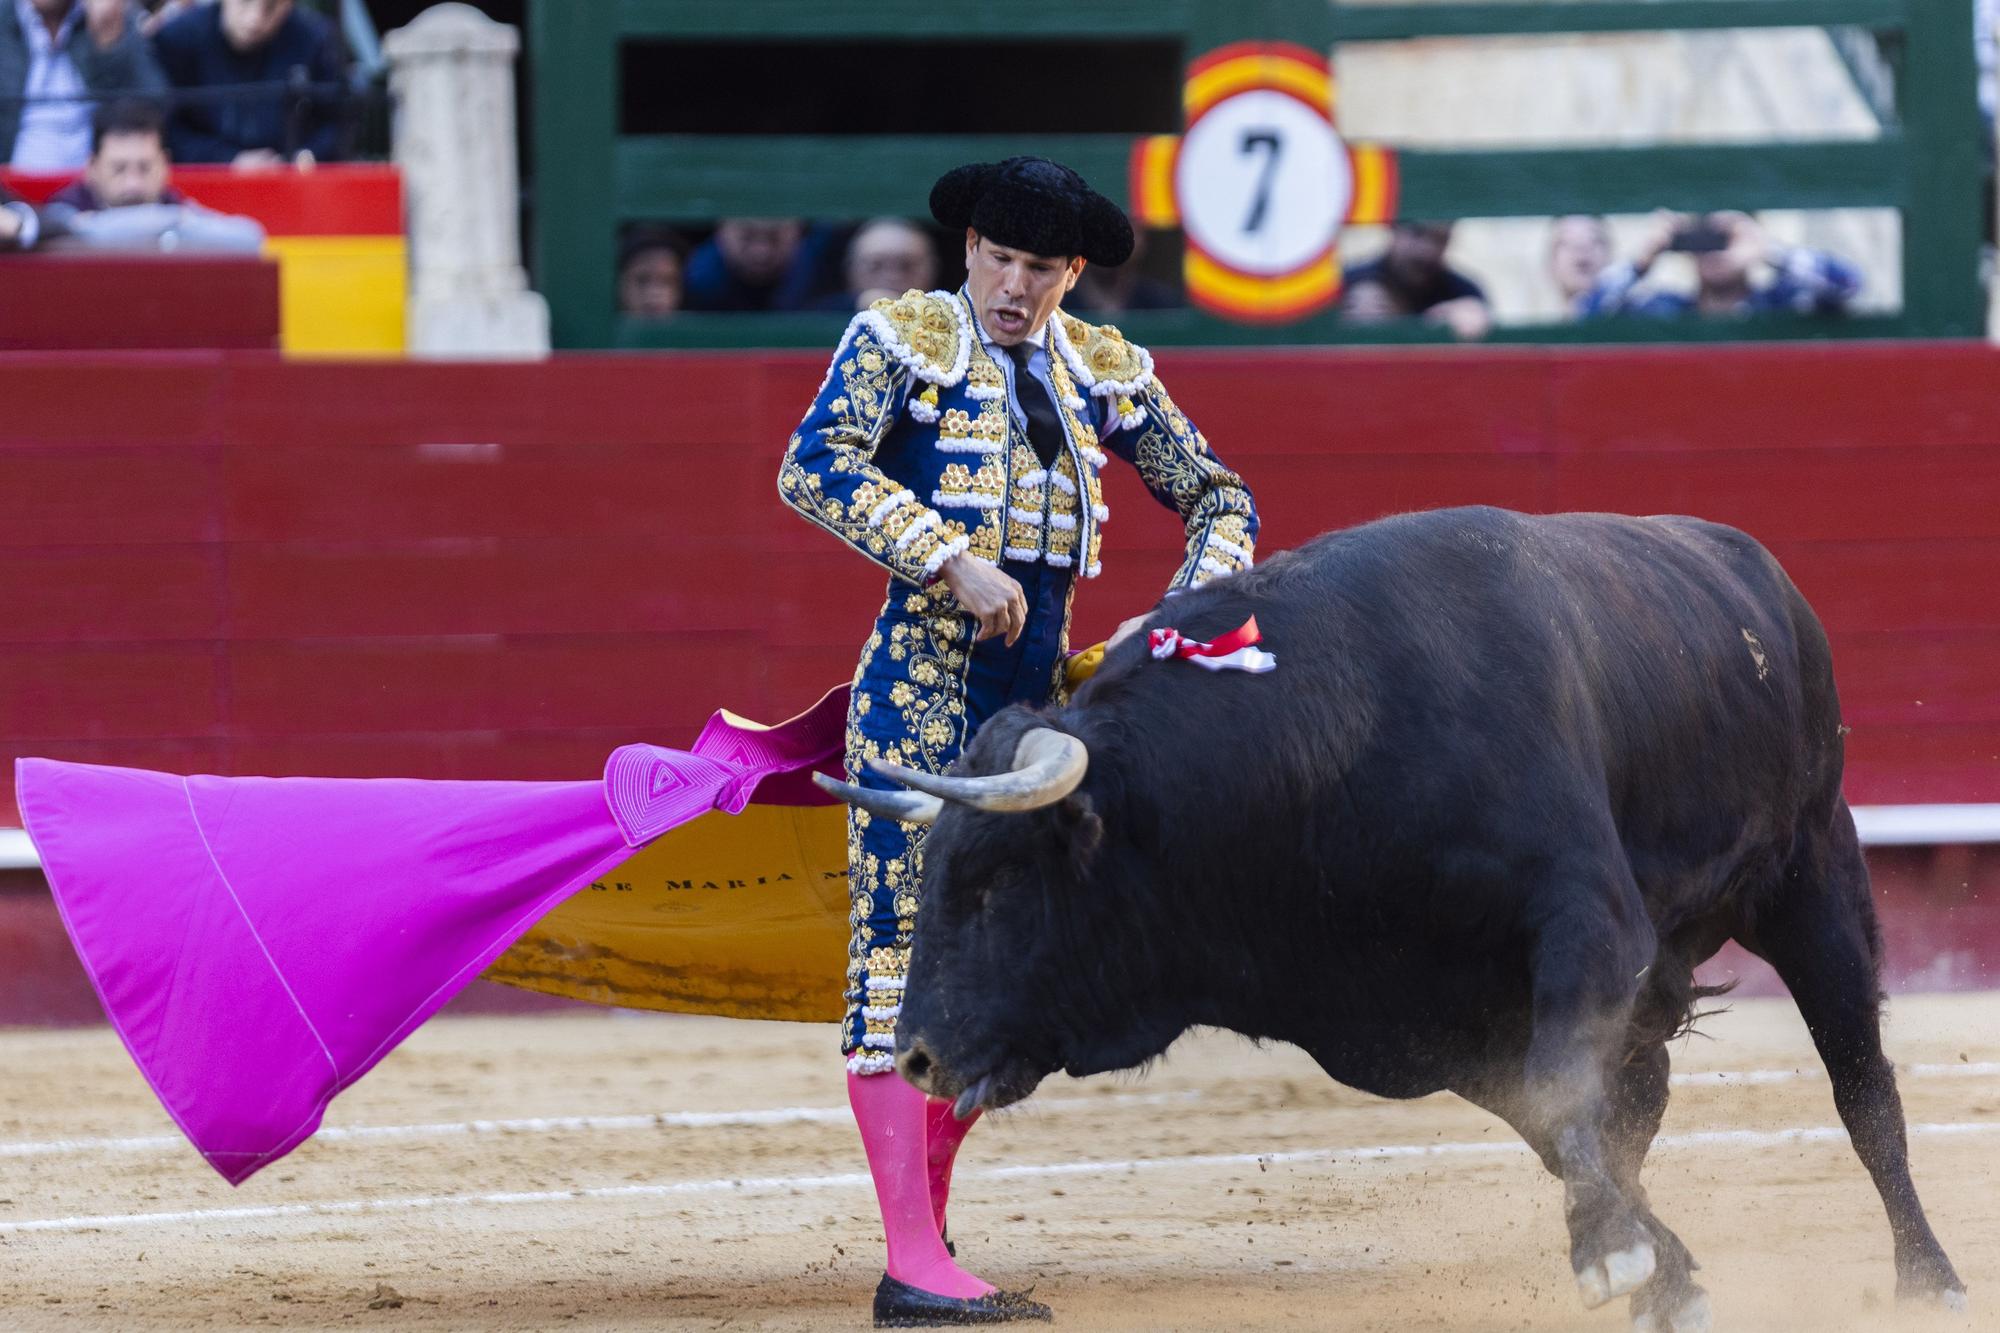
xmin=1129 ymin=43 xmax=1399 ymax=323
xmin=186 ymin=166 xmax=406 ymax=356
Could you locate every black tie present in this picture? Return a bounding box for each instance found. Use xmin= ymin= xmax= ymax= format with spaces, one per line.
xmin=1004 ymin=343 xmax=1065 ymax=469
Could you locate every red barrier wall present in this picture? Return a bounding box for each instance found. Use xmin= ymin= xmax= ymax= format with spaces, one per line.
xmin=0 ymin=256 xmax=280 ymax=351
xmin=3 ymin=342 xmax=1998 ymax=823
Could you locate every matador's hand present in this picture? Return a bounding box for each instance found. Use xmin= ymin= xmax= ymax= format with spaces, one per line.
xmin=939 ymin=554 xmax=1026 ymax=647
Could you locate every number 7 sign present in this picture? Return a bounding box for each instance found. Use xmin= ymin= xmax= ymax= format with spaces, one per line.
xmin=1130 ymin=42 xmax=1399 ymax=323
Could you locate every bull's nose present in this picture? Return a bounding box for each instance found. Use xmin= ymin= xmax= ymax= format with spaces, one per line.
xmin=896 ymin=1038 xmax=936 ymax=1093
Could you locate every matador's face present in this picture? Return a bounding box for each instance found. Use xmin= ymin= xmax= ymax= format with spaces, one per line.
xmin=964 ymin=231 xmax=1085 ymax=346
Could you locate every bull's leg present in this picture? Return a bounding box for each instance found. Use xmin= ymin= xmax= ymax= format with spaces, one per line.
xmin=1741 ymin=810 xmax=1965 ymax=1307
xmin=1520 ymin=883 xmax=1660 ymax=1310
xmin=1607 ymin=1042 xmax=1709 ymax=1333
xmin=1462 ymin=1041 xmax=1703 ymax=1326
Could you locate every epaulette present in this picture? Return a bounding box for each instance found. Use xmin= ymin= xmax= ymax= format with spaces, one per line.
xmin=854 ymin=289 xmax=971 ymax=391
xmin=1053 ymin=312 xmax=1156 ymax=400
xmin=1053 ymin=312 xmax=1156 ymax=429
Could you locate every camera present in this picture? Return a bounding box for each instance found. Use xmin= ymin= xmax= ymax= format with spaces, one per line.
xmin=1668 ymin=223 xmax=1730 ymax=253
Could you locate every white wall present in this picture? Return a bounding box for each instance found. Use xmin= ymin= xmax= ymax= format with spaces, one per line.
xmin=1332 ymin=25 xmax=1901 ymax=322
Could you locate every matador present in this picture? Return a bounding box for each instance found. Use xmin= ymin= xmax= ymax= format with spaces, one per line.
xmin=778 ymin=156 xmax=1259 ymax=1326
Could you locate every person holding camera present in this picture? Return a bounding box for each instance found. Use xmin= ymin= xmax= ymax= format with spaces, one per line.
xmin=1578 ymin=209 xmax=1861 ymax=319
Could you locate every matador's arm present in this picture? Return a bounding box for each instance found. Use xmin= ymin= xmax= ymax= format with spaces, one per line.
xmin=778 ymin=314 xmax=968 ymax=586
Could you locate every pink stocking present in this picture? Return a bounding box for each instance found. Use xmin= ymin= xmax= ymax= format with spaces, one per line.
xmin=848 ymin=1069 xmax=995 ymax=1299
xmin=925 ymin=1094 xmax=980 ymax=1235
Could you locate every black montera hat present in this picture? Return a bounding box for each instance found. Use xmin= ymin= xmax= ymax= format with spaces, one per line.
xmin=929 ymin=156 xmax=1135 ymax=267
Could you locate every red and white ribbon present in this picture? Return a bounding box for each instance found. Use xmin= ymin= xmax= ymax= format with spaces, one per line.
xmin=1148 ymin=615 xmax=1277 ymax=673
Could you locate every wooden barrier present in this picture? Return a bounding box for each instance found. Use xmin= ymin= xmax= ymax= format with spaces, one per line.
xmin=0 ymin=255 xmax=278 ymax=350
xmin=2 ymin=342 xmax=1997 ymax=825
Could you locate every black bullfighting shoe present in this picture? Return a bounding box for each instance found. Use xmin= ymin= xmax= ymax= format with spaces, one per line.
xmin=872 ymin=1274 xmax=1053 ymax=1327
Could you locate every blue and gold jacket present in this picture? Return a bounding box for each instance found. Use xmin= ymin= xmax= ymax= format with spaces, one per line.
xmin=778 ymin=288 xmax=1258 ymax=596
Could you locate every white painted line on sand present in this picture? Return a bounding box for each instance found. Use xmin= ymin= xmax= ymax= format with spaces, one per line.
xmin=0 ymin=1090 xmax=1202 ymax=1160
xmin=1 ymin=1120 xmax=1992 ymax=1236
xmin=3 ymin=1061 xmax=1994 ymax=1161
xmin=1670 ymin=1060 xmax=2000 ymax=1088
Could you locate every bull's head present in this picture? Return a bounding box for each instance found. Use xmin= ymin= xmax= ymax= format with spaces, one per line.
xmin=816 ymin=705 xmax=1186 ymax=1118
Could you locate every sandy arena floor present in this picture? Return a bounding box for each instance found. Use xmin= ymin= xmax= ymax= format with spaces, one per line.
xmin=0 ymin=992 xmax=1993 ymax=1331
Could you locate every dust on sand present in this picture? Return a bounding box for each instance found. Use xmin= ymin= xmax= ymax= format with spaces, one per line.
xmin=0 ymin=992 xmax=1992 ymax=1330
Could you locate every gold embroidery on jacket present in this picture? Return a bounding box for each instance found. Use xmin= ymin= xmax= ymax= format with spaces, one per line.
xmin=778 ymin=325 xmax=964 ymax=584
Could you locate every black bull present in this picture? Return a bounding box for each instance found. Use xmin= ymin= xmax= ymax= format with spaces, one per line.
xmin=827 ymin=507 xmax=1964 ymax=1326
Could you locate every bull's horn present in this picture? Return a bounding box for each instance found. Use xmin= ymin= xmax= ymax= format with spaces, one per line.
xmin=811 ymin=771 xmax=944 ymax=825
xmin=867 ymin=727 xmax=1088 ymax=812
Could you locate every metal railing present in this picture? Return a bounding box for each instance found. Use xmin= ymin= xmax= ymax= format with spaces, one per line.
xmin=0 ymin=77 xmax=388 ymax=163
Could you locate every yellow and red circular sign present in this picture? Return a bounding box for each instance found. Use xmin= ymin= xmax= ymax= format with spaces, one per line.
xmin=1130 ymin=42 xmax=1399 ymax=323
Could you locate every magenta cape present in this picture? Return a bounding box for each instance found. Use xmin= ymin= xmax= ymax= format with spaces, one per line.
xmin=13 ymin=689 xmax=847 ymax=1186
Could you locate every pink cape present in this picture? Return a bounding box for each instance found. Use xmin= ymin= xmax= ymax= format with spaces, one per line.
xmin=13 ymin=689 xmax=847 ymax=1185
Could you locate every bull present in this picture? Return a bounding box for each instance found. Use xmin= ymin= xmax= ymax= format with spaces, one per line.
xmin=818 ymin=507 xmax=1964 ymax=1330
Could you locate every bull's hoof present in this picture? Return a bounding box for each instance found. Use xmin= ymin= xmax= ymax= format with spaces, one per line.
xmin=873 ymin=1274 xmax=1053 ymax=1327
xmin=1895 ymin=1257 xmax=1967 ymax=1313
xmin=1631 ymin=1287 xmax=1711 ymax=1333
xmin=1577 ymin=1241 xmax=1657 ymax=1310
xmin=1901 ymin=1285 xmax=1968 ymax=1317
xmin=1896 ymin=1240 xmax=1960 ymax=1304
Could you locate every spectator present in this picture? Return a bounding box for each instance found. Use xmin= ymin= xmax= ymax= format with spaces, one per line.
xmin=1547 ymin=214 xmax=1613 ymax=316
xmin=833 ymin=216 xmax=937 ymax=309
xmin=1580 ymin=210 xmax=1862 ymax=318
xmin=1340 ymin=276 xmax=1400 ymax=322
xmin=39 ymin=97 xmax=263 ymax=250
xmin=618 ymin=225 xmax=685 ymax=319
xmin=0 ymin=178 xmax=39 ymax=247
xmin=1067 ymin=218 xmax=1178 ymax=314
xmin=683 ymin=217 xmax=835 ymax=311
xmin=1 ymin=0 xmax=164 ymax=169
xmin=153 ymin=0 xmax=346 ymax=166
xmin=1340 ymin=220 xmax=1492 ymax=340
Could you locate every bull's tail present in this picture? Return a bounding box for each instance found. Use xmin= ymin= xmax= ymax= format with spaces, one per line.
xmin=1627 ymin=961 xmax=1737 ymax=1054
xmin=1669 ymin=978 xmax=1738 ymax=1044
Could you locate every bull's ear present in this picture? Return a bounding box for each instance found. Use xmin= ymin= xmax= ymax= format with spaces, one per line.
xmin=1061 ymin=792 xmax=1104 ymax=866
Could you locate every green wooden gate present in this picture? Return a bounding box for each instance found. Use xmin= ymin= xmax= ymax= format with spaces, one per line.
xmin=530 ymin=0 xmax=1983 ymax=348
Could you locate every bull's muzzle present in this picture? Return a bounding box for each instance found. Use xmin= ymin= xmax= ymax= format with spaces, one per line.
xmin=897 ymin=1034 xmax=993 ymax=1121
xmin=894 ymin=1037 xmax=938 ymax=1095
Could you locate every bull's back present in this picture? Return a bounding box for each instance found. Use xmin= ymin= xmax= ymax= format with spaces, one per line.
xmin=1250 ymin=507 xmax=1839 ymax=850
xmin=1339 ymin=509 xmax=1835 ymax=879
xmin=1533 ymin=511 xmax=1835 ymax=805
xmin=1093 ymin=505 xmax=1840 ymax=862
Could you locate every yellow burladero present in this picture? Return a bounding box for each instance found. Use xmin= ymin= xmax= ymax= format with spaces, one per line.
xmin=484 ymin=644 xmax=1108 ymax=1021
